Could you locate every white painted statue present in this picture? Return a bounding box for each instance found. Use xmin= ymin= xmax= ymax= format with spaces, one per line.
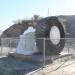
xmin=16 ymin=26 xmax=38 ymax=55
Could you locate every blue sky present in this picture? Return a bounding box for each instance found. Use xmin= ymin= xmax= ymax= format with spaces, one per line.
xmin=0 ymin=0 xmax=75 ymax=31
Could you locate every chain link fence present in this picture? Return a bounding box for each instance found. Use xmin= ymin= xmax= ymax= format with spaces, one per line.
xmin=31 ymin=38 xmax=75 ymax=75
xmin=0 ymin=38 xmax=19 ymax=56
xmin=0 ymin=38 xmax=75 ymax=75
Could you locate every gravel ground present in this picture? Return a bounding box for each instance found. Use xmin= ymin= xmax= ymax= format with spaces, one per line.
xmin=0 ymin=46 xmax=75 ymax=75
xmin=28 ymin=59 xmax=75 ymax=75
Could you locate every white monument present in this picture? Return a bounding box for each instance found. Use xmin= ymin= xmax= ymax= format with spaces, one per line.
xmin=16 ymin=27 xmax=38 ymax=55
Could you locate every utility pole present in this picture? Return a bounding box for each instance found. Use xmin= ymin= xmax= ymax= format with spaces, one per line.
xmin=48 ymin=8 xmax=49 ymax=17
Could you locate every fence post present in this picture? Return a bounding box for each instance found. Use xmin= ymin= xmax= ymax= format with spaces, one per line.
xmin=43 ymin=38 xmax=46 ymax=68
xmin=0 ymin=38 xmax=3 ymax=55
xmin=9 ymin=38 xmax=11 ymax=54
xmin=67 ymin=38 xmax=69 ymax=54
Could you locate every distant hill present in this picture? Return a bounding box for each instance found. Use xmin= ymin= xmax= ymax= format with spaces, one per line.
xmin=1 ymin=15 xmax=42 ymax=38
xmin=1 ymin=20 xmax=30 ymax=37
